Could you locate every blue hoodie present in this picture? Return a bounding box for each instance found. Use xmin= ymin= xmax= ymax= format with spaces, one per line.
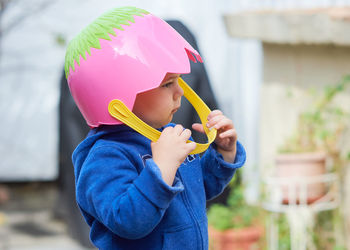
xmin=73 ymin=124 xmax=246 ymax=250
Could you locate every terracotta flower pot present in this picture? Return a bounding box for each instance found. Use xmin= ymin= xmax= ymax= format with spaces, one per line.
xmin=209 ymin=225 xmax=263 ymax=250
xmin=275 ymin=152 xmax=327 ymax=204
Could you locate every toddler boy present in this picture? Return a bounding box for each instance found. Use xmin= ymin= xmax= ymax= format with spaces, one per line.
xmin=65 ymin=6 xmax=246 ymax=250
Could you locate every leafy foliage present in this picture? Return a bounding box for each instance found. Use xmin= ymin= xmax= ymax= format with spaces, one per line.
xmin=277 ymin=76 xmax=350 ymax=249
xmin=279 ymin=75 xmax=350 ymax=155
xmin=207 ymin=186 xmax=261 ymax=231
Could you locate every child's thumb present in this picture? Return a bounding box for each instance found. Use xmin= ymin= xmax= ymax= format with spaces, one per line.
xmin=192 ymin=123 xmax=205 ymax=134
xmin=186 ymin=141 xmax=197 ymax=153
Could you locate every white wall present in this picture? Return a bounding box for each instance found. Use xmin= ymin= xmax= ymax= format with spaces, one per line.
xmin=0 ymin=0 xmax=248 ymax=181
xmin=1 ymin=0 xmax=349 ymax=185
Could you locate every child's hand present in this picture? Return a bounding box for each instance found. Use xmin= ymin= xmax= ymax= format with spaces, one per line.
xmin=152 ymin=125 xmax=196 ymax=186
xmin=192 ymin=110 xmax=237 ymax=163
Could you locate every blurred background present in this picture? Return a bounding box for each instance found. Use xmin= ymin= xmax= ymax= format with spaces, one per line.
xmin=0 ymin=0 xmax=350 ymax=249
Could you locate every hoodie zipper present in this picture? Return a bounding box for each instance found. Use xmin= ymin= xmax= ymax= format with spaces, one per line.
xmin=177 ymin=171 xmax=204 ymax=250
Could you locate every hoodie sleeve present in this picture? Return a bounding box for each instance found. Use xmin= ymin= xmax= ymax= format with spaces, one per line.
xmin=75 ymin=144 xmax=184 ymax=240
xmin=200 ymin=140 xmax=246 ymax=200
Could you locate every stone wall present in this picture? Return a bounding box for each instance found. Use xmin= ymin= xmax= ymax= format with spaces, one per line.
xmin=260 ymin=43 xmax=350 ymax=169
xmin=224 ymin=8 xmax=350 ymax=247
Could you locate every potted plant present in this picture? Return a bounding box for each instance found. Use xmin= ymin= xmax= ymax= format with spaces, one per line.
xmin=207 ymin=174 xmax=265 ymax=250
xmin=275 ymin=75 xmax=350 ymax=204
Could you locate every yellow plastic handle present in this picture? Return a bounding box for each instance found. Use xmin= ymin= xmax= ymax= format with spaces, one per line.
xmin=108 ymin=78 xmax=216 ymax=154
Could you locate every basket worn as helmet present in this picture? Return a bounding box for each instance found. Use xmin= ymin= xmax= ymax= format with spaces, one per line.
xmin=65 ymin=6 xmax=202 ymax=127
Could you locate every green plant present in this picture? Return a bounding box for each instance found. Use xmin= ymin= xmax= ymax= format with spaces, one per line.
xmin=276 ymin=75 xmax=350 ymax=249
xmin=207 ymin=173 xmax=262 ymax=231
xmin=279 ymin=75 xmax=350 ymax=156
xmin=272 ymin=213 xmax=291 ymax=250
xmin=279 ymin=75 xmax=350 ymax=178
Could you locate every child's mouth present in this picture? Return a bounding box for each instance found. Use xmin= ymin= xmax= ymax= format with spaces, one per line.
xmin=171 ymin=107 xmax=180 ymax=114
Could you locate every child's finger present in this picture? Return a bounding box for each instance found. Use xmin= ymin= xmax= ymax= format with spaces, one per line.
xmin=207 ymin=110 xmax=223 ymax=120
xmin=218 ymin=129 xmax=237 ymax=139
xmin=160 ymin=126 xmax=173 ymax=137
xmin=192 ymin=123 xmax=205 ymax=134
xmin=213 ymin=117 xmax=232 ymax=130
xmin=207 ymin=115 xmax=224 ymax=129
xmin=185 ymin=141 xmax=197 ymax=154
xmin=174 ymin=124 xmax=184 ymax=135
xmin=180 ymin=128 xmax=192 ymax=140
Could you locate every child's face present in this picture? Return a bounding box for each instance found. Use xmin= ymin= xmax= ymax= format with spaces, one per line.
xmin=133 ymin=73 xmax=183 ymax=128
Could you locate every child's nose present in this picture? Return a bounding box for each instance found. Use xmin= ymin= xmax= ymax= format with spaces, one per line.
xmin=174 ymin=81 xmax=184 ymax=100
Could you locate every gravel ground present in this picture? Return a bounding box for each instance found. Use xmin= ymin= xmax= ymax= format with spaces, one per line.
xmin=0 ymin=182 xmax=95 ymax=250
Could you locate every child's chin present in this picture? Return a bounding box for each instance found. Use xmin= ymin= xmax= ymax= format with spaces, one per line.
xmin=158 ymin=120 xmax=171 ymax=128
xmin=153 ymin=115 xmax=173 ymax=128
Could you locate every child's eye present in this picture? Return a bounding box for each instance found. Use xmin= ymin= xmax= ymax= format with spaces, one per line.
xmin=162 ymin=82 xmax=174 ymax=88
